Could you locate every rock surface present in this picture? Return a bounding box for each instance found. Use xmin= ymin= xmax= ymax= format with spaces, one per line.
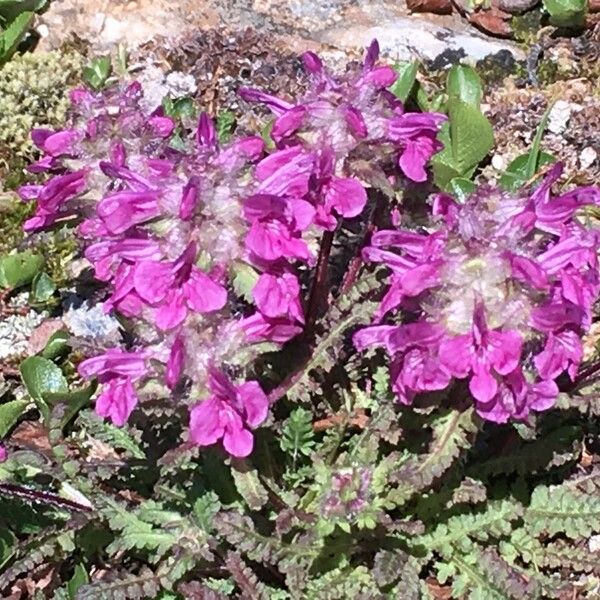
xmin=37 ymin=0 xmax=525 ymax=64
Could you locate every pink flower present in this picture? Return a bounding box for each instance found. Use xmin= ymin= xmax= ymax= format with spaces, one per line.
xmin=95 ymin=377 xmax=139 ymax=426
xmin=189 ymin=370 xmax=269 ymax=457
xmin=78 ymin=348 xmax=147 ymax=381
xmin=241 ymin=312 xmax=304 ymax=343
xmin=312 ymin=149 xmax=367 ymax=230
xmin=355 ymin=166 xmax=600 ymax=421
xmin=253 ymin=272 xmax=304 ymax=323
xmin=78 ymin=348 xmax=147 ymax=426
xmin=388 ymin=113 xmax=446 ymax=182
xmin=439 ymin=304 xmax=522 ymax=403
xmin=21 ymin=170 xmax=88 ymax=231
xmin=132 ymin=244 xmax=227 ymax=330
xmin=0 ymin=443 xmax=7 ymax=463
xmin=97 ymin=190 xmax=161 ymax=235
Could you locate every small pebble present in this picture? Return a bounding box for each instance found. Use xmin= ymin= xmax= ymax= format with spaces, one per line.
xmin=491 ymin=154 xmax=506 ymax=170
xmin=62 ymin=303 xmax=121 ymax=343
xmin=36 ymin=24 xmax=49 ymax=38
xmin=0 ymin=308 xmax=47 ymax=359
xmin=165 ymin=71 xmax=198 ymax=98
xmin=547 ymin=102 xmax=571 ymax=135
xmin=590 ymin=534 xmax=600 ymax=553
xmin=580 ymin=147 xmax=598 ymax=170
xmin=547 ymin=100 xmax=582 ymax=135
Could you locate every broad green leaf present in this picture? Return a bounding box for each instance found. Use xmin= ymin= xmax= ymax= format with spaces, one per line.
xmin=429 ymin=92 xmax=447 ymax=113
xmin=448 ymin=177 xmax=476 ymax=202
xmin=432 ymin=151 xmax=463 ymax=191
xmin=0 ymin=11 xmax=34 ymax=64
xmin=30 ymin=272 xmax=56 ymax=303
xmin=543 ymin=0 xmax=586 ymax=27
xmin=20 ymin=356 xmax=68 ymax=400
xmin=432 ymin=123 xmax=465 ymax=190
xmin=41 ymin=329 xmax=69 ymax=360
xmin=67 ymin=563 xmax=89 ymax=600
xmin=390 ymin=61 xmax=419 ymax=102
xmin=0 ymin=0 xmax=45 ymax=20
xmin=0 ymin=528 xmax=15 ymax=571
xmin=416 ymin=83 xmax=430 ymax=112
xmin=0 ymin=398 xmax=29 ymax=438
xmin=45 ymin=382 xmax=96 ymax=428
xmin=500 ymin=151 xmax=557 ymax=192
xmin=446 ymin=65 xmax=483 ymax=108
xmin=168 ymin=132 xmax=186 ymax=152
xmin=20 ymin=356 xmax=67 ymax=422
xmin=163 ymin=96 xmax=195 ymax=120
xmin=83 ymin=56 xmax=112 ymax=90
xmin=0 ymin=251 xmax=44 ymax=289
xmin=448 ymin=98 xmax=494 ymax=174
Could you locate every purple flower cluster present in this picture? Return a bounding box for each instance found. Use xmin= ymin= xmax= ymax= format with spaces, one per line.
xmin=322 ymin=467 xmax=372 ymax=519
xmin=355 ymin=164 xmax=600 ymax=422
xmin=21 ymin=43 xmax=445 ymax=456
xmin=241 ymin=40 xmax=446 ymax=200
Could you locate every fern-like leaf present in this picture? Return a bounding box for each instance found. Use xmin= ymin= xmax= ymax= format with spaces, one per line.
xmin=76 ymin=569 xmax=160 ymax=600
xmin=388 ymin=408 xmax=478 ymax=506
xmin=280 ymin=407 xmax=315 ymax=461
xmin=448 ymin=547 xmax=538 ymax=600
xmin=525 ymin=484 xmax=600 ymax=539
xmin=224 ymin=551 xmax=269 ymax=599
xmin=418 ymin=499 xmax=523 ymax=557
xmin=100 ymin=498 xmax=179 ymax=561
xmin=231 ymin=466 xmax=269 ymax=510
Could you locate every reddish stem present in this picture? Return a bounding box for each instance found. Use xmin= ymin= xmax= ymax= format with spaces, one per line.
xmin=572 ymin=359 xmax=600 ymax=389
xmin=267 ymin=353 xmax=311 ymax=404
xmin=304 ymin=229 xmax=334 ymax=334
xmin=340 ymin=192 xmax=387 ymax=294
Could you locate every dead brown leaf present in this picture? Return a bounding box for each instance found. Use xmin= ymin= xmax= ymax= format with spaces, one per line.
xmin=10 ymin=421 xmax=52 ymax=454
xmin=313 ymin=408 xmax=369 ymax=432
xmin=27 ymin=319 xmax=65 ymax=355
xmin=469 ymin=8 xmax=513 ymax=37
xmin=407 ymin=0 xmax=453 ymax=15
xmin=426 ymin=577 xmax=453 ymax=599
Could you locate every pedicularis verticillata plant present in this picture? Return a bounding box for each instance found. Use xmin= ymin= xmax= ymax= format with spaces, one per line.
xmin=20 ymin=40 xmax=600 ymax=458
xmin=20 ymin=41 xmax=446 ymax=457
xmin=354 ymin=163 xmax=600 ymax=422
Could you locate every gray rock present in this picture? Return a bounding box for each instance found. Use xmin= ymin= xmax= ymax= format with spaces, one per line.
xmin=318 ymin=17 xmax=525 ymax=63
xmin=493 ymin=0 xmax=539 ymax=13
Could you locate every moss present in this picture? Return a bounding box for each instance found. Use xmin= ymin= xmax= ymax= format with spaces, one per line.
xmin=475 ymin=52 xmax=520 ymax=88
xmin=511 ymin=10 xmax=545 ymax=45
xmin=536 ymin=58 xmax=561 ymax=85
xmin=0 ymin=48 xmax=85 ymax=186
xmin=42 ymin=228 xmax=79 ymax=287
xmin=0 ymin=193 xmax=32 ymax=253
xmin=0 ymin=194 xmax=79 ymax=287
